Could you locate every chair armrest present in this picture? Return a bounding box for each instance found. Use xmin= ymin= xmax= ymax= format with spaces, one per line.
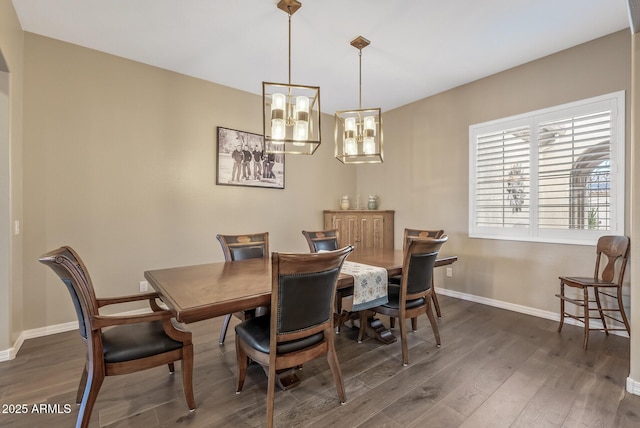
xmin=96 ymin=292 xmax=160 ymax=308
xmin=91 ymin=309 xmax=172 ymax=330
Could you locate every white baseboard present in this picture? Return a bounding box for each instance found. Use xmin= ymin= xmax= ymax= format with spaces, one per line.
xmin=0 ymin=309 xmax=151 ymax=362
xmin=435 ymin=287 xmax=630 ymax=339
xmin=627 ymin=377 xmax=640 ymax=395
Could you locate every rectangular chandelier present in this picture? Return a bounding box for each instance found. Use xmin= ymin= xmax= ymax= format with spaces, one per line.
xmin=335 ymin=108 xmax=383 ymax=164
xmin=334 ymin=36 xmax=383 ymax=164
xmin=263 ymin=81 xmax=321 ymax=155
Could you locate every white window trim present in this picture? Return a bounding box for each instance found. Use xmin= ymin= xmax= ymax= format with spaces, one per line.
xmin=469 ymin=91 xmax=625 ymax=246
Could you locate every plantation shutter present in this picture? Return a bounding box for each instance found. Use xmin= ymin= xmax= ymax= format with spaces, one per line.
xmin=537 ymin=111 xmax=612 ymax=231
xmin=474 ymin=125 xmax=530 ymax=228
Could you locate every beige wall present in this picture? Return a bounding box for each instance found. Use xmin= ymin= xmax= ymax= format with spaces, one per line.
xmin=0 ymin=0 xmax=24 ymax=352
xmin=357 ymin=30 xmax=631 ymax=317
xmin=21 ymin=33 xmax=355 ymax=328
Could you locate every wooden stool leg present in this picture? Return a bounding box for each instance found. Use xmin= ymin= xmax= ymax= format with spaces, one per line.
xmin=617 ymin=287 xmax=631 ymax=334
xmin=593 ymin=287 xmax=608 ymax=335
xmin=583 ymin=286 xmax=590 ymax=350
xmin=558 ymin=280 xmax=565 ymax=333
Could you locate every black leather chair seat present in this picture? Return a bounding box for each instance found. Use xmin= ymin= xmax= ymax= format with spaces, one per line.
xmin=235 ymin=315 xmax=325 ymax=354
xmin=102 ymin=320 xmax=183 ymax=363
xmin=383 ymin=286 xmax=426 ymax=310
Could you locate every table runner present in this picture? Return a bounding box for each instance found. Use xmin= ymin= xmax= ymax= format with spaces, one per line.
xmin=340 ymin=261 xmax=388 ymax=311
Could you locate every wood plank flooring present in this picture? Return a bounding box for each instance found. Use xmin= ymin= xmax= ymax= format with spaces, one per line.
xmin=1 ymin=295 xmax=639 ymax=427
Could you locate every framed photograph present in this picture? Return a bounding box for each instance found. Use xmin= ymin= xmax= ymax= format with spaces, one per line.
xmin=216 ymin=127 xmax=285 ymax=189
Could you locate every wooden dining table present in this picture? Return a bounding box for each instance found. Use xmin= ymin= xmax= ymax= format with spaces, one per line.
xmin=144 ymin=248 xmax=457 ymax=325
xmin=145 ymin=248 xmax=457 ymax=390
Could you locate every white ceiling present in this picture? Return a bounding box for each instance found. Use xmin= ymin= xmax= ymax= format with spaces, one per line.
xmin=11 ymin=0 xmax=632 ymax=114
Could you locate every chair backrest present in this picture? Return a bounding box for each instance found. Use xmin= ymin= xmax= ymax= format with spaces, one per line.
xmin=401 ymin=236 xmax=448 ymax=298
xmin=301 ymin=229 xmax=339 ymax=253
xmin=38 ymin=246 xmax=99 ymax=341
xmin=402 ymin=228 xmax=445 ymax=251
xmin=594 ymin=235 xmax=630 ymax=285
xmin=217 ymin=232 xmax=269 ymax=261
xmin=271 ymin=246 xmax=353 ymax=342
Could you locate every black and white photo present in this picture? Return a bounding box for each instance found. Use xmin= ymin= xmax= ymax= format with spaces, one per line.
xmin=216 ymin=127 xmax=284 ymax=189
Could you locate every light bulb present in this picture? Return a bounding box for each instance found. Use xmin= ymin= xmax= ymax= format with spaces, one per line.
xmin=271 ymin=93 xmax=286 ymax=115
xmin=364 ymin=115 xmax=376 ymax=132
xmin=345 ymin=117 xmax=357 ymax=132
xmin=271 ymin=118 xmax=285 ymax=141
xmin=363 ymin=137 xmax=375 ymax=154
xmin=294 ymin=120 xmax=308 ymax=142
xmin=345 ymin=138 xmax=357 ymax=155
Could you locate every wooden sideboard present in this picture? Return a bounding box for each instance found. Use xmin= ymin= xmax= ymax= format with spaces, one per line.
xmin=323 ymin=210 xmax=394 ymax=250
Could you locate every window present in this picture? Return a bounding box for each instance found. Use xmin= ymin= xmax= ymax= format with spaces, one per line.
xmin=469 ymin=91 xmax=624 ymax=245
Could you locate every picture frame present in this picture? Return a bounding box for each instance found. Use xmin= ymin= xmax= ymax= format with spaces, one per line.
xmin=216 ymin=127 xmax=285 ymax=189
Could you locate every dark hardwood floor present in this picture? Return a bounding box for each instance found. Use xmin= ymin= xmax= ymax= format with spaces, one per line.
xmin=1 ymin=295 xmax=639 ymax=427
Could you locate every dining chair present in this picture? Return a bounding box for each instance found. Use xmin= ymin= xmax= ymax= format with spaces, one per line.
xmin=389 ymin=228 xmax=446 ymax=329
xmin=556 ymin=235 xmax=630 ymax=349
xmin=38 ymin=246 xmax=195 ymax=428
xmin=216 ymin=232 xmax=269 ymax=345
xmin=235 ymin=246 xmax=353 ymax=428
xmin=362 ymin=236 xmax=448 ymax=366
xmin=302 ymin=229 xmax=339 ymax=252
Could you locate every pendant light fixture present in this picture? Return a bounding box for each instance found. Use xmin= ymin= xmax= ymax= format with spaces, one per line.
xmin=335 ymin=36 xmax=383 ymax=164
xmin=263 ymin=0 xmax=321 ymax=155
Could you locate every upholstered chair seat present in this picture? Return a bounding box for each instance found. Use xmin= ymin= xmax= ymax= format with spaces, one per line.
xmin=102 ymin=320 xmax=185 ymax=363
xmin=235 ymin=315 xmax=325 ymax=354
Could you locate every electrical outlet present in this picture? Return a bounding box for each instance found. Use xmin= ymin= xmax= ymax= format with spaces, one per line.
xmin=14 ymin=220 xmax=20 ymax=235
xmin=139 ymin=280 xmax=149 ymax=292
xmin=446 ymin=267 xmax=453 ymax=278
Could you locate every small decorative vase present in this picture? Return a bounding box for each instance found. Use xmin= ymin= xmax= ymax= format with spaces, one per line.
xmin=368 ymin=195 xmax=378 ymax=210
xmin=340 ymin=195 xmax=350 ymax=210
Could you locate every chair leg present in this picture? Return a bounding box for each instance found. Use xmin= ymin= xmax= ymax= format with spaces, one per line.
xmin=389 ymin=317 xmax=395 ymax=328
xmin=431 ymin=279 xmax=442 ymax=318
xmin=426 ymin=298 xmax=441 ymax=347
xmin=411 ymin=317 xmax=418 ymax=332
xmin=235 ymin=337 xmax=248 ymax=393
xmin=558 ymin=280 xmax=565 ymax=333
xmin=77 ymin=364 xmax=104 ymax=428
xmin=335 ymin=294 xmax=343 ymax=334
xmin=617 ymin=287 xmax=631 ymax=334
xmin=266 ymin=362 xmax=277 ymax=428
xmin=181 ymin=345 xmax=196 ymax=410
xmin=76 ymin=362 xmax=89 ymax=405
xmin=593 ymin=287 xmax=608 ymax=335
xmin=326 ymin=342 xmax=346 ymax=403
xmin=219 ymin=314 xmax=232 ymax=345
xmin=399 ymin=315 xmax=409 ymax=366
xmin=168 ymin=362 xmax=175 ymax=374
xmin=583 ymin=286 xmax=590 ymax=350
